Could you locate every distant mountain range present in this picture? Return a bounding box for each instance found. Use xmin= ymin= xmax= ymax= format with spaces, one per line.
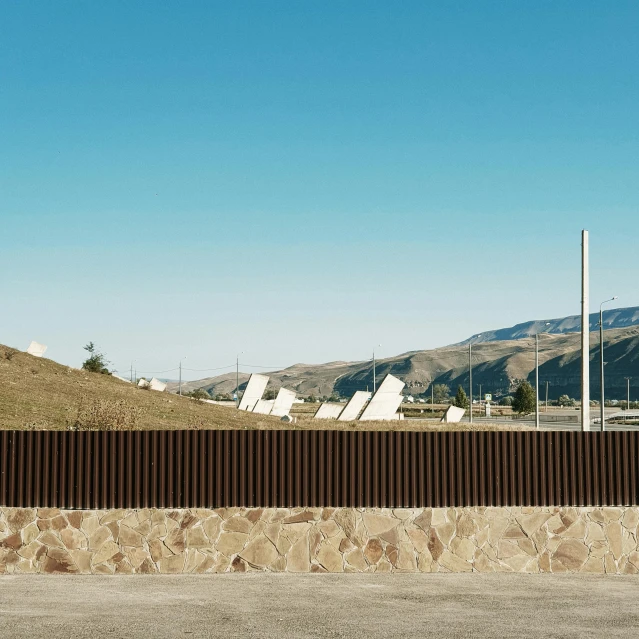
xmin=172 ymin=307 xmax=639 ymax=401
xmin=457 ymin=306 xmax=639 ymax=345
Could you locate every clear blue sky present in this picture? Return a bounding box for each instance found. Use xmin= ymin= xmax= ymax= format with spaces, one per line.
xmin=1 ymin=1 xmax=638 ymax=379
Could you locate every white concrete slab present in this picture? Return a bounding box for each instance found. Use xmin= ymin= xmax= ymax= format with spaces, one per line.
xmin=338 ymin=391 xmax=372 ymax=421
xmin=441 ymin=406 xmax=466 ymax=423
xmin=271 ymin=388 xmax=296 ymax=417
xmin=238 ymin=374 xmax=269 ymax=411
xmin=253 ymin=399 xmax=275 ymax=415
xmin=314 ymin=403 xmax=344 ymax=420
xmin=359 ymin=374 xmax=405 ymax=421
xmin=26 ymin=341 xmax=47 ymax=357
xmin=149 ymin=378 xmax=167 ymax=392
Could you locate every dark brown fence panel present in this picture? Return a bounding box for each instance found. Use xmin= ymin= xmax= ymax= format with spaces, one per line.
xmin=1 ymin=430 xmax=639 ymax=509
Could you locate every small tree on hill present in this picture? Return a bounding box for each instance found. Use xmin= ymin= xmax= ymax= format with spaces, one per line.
xmin=512 ymin=381 xmax=536 ymax=414
xmin=432 ymin=384 xmax=451 ymax=404
xmin=558 ymin=394 xmax=576 ymax=407
xmin=187 ymin=389 xmax=210 ymax=402
xmin=82 ymin=342 xmax=111 ymax=375
xmin=452 ymin=385 xmax=469 ymax=409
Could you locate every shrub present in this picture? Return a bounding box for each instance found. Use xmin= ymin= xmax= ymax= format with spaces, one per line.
xmin=557 ymin=394 xmax=576 ymax=407
xmin=187 ymin=389 xmax=210 ymax=402
xmin=71 ymin=399 xmax=141 ymax=431
xmin=82 ymin=342 xmax=111 ymax=375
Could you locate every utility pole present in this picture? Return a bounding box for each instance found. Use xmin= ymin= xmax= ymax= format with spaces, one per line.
xmin=130 ymin=363 xmax=133 ymax=383
xmin=431 ymin=382 xmax=434 ymax=414
xmin=469 ymin=335 xmax=481 ymax=424
xmin=535 ymin=323 xmax=551 ymax=429
xmin=235 ymin=352 xmax=243 ymax=407
xmin=536 ymin=332 xmax=540 ymax=429
xmin=545 ymin=381 xmax=549 ymax=412
xmin=626 ymin=377 xmax=631 ymax=413
xmin=600 ymin=297 xmax=618 ymax=431
xmin=581 ymin=230 xmax=590 ymax=431
xmin=179 ymin=356 xmax=187 ymax=396
xmin=373 ymin=344 xmax=381 ymax=394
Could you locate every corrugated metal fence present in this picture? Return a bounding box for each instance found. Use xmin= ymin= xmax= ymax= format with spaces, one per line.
xmin=1 ymin=430 xmax=638 ymax=509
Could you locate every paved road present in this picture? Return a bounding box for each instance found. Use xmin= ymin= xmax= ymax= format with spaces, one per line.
xmin=1 ymin=574 xmax=638 ymax=638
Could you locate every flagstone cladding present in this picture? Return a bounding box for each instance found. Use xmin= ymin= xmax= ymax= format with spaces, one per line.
xmin=2 ymin=506 xmax=639 ymax=574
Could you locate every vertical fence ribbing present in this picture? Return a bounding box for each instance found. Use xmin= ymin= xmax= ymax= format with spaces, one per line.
xmin=1 ymin=430 xmax=639 ymax=509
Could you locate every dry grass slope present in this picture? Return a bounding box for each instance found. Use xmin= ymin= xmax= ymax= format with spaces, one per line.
xmin=0 ymin=345 xmax=532 ymax=432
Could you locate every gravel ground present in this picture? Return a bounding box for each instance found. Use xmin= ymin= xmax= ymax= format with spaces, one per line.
xmin=1 ymin=573 xmax=639 ymax=638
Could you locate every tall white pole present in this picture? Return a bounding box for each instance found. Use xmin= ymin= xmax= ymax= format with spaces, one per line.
xmin=581 ymin=230 xmax=590 ymax=431
xmin=600 ymin=307 xmax=605 ymax=431
xmin=535 ymin=333 xmax=540 ymax=429
xmin=372 ymin=344 xmax=381 ymax=394
xmin=179 ymin=360 xmax=182 ymax=396
xmin=469 ymin=341 xmax=473 ymax=424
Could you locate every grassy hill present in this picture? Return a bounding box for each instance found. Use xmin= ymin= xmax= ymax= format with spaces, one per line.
xmin=0 ymin=344 xmax=531 ymax=432
xmin=0 ymin=345 xmax=283 ymax=431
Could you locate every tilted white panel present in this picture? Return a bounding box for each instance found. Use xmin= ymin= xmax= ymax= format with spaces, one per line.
xmin=271 ymin=387 xmax=296 ymax=417
xmin=441 ymin=406 xmax=466 ymax=423
xmin=338 ymin=391 xmax=371 ymax=421
xmin=313 ymin=403 xmax=344 ymax=419
xmin=238 ymin=374 xmax=269 ymax=411
xmin=253 ymin=399 xmax=275 ymax=415
xmin=359 ymin=374 xmax=406 ymax=421
xmin=26 ymin=341 xmax=47 ymax=357
xmin=149 ymin=378 xmax=167 ymax=392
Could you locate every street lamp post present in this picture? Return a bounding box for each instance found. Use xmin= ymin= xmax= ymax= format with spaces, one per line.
xmin=469 ymin=335 xmax=481 ymax=424
xmin=235 ymin=352 xmax=244 ymax=408
xmin=600 ymin=297 xmax=618 ymax=431
xmin=625 ymin=377 xmax=631 ymax=418
xmin=535 ymin=323 xmax=552 ymax=429
xmin=373 ymin=344 xmax=381 ymax=394
xmin=545 ymin=381 xmax=549 ymax=412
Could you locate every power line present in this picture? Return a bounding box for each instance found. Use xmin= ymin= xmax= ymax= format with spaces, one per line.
xmin=183 ymin=365 xmax=236 ymax=372
xmin=242 ymin=364 xmax=285 ymax=369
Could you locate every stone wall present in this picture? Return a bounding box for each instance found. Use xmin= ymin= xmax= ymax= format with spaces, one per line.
xmin=1 ymin=506 xmax=638 ymax=574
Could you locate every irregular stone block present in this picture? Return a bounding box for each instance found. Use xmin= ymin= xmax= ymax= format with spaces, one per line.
xmin=287 ymin=535 xmax=310 ymax=573
xmin=317 ymin=542 xmax=343 ymax=572
xmin=217 ymin=532 xmax=248 ymax=557
xmin=60 ymin=528 xmax=86 ymax=550
xmin=88 ymin=526 xmax=112 ymax=551
xmin=605 ymin=522 xmax=623 ymax=560
xmin=439 ymin=550 xmax=472 ymax=573
xmin=362 ymin=513 xmax=398 ymax=537
xmin=5 ymin=509 xmax=37 ymax=533
xmin=92 ymin=541 xmax=120 ymax=566
xmin=552 ymin=539 xmax=589 ymax=571
xmin=239 ymin=535 xmax=279 ymax=568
